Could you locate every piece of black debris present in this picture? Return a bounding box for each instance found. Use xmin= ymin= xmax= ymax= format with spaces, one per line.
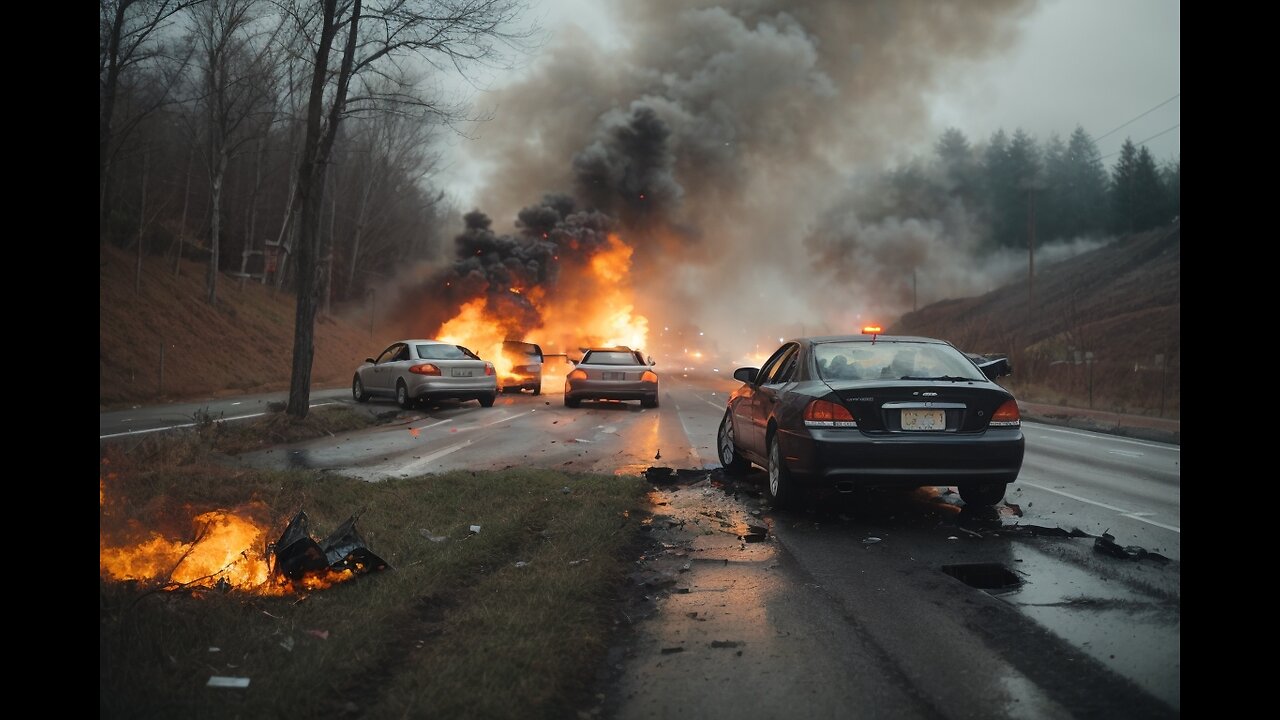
xmin=660 ymin=646 xmax=684 ymax=654
xmin=271 ymin=510 xmax=390 ymax=583
xmin=644 ymin=467 xmax=677 ymax=484
xmin=1093 ymin=531 xmax=1171 ymax=563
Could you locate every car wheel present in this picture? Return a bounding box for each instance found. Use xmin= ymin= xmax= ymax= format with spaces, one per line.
xmin=958 ymin=482 xmax=1006 ymax=508
xmin=396 ymin=380 xmax=413 ymax=410
xmin=717 ymin=409 xmax=749 ymax=475
xmin=532 ymin=383 xmax=541 ymax=396
xmin=767 ymin=432 xmax=797 ymax=509
xmin=565 ymin=394 xmax=581 ymax=408
xmin=641 ymin=394 xmax=659 ymax=408
xmin=352 ymin=374 xmax=369 ymax=403
xmin=479 ymin=393 xmax=496 ymax=408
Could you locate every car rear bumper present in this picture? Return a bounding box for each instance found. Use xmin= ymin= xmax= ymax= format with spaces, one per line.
xmin=501 ymin=372 xmax=541 ymax=390
xmin=407 ymin=376 xmax=497 ymax=400
xmin=779 ymin=426 xmax=1025 ymax=489
xmin=565 ymin=379 xmax=657 ymax=402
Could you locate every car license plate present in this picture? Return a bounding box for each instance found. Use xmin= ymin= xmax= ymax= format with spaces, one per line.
xmin=451 ymin=368 xmax=474 ymax=377
xmin=603 ymin=372 xmax=626 ymax=380
xmin=901 ymin=409 xmax=944 ymax=430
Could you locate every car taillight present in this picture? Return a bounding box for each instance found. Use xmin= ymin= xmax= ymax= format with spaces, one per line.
xmin=410 ymin=363 xmax=441 ymax=376
xmin=484 ymin=363 xmax=495 ymax=376
xmin=804 ymin=399 xmax=857 ymax=428
xmin=568 ymin=369 xmax=587 ymax=381
xmin=642 ymin=370 xmax=658 ymax=383
xmin=989 ymin=399 xmax=1021 ymax=427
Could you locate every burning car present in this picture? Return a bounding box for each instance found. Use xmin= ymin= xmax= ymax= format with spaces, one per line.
xmin=499 ymin=339 xmax=544 ymax=395
xmin=352 ymin=339 xmax=498 ymax=409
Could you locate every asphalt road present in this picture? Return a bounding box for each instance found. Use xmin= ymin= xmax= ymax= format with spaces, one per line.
xmin=100 ymin=372 xmax=1180 ymax=719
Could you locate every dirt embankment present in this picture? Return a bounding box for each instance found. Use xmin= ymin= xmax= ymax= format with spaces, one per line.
xmin=100 ymin=245 xmax=380 ymax=410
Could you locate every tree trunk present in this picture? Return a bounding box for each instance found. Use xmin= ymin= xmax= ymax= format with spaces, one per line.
xmin=207 ymin=153 xmax=226 ymax=305
xmin=174 ymin=140 xmax=194 ymax=277
xmin=136 ymin=146 xmax=149 ymax=295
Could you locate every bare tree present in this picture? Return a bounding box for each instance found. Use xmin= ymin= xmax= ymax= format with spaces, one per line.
xmin=101 ymin=0 xmax=205 ymax=241
xmin=283 ymin=0 xmax=538 ymax=418
xmin=189 ymin=0 xmax=284 ymax=304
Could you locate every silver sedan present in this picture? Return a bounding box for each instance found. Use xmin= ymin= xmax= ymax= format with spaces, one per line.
xmin=352 ymin=339 xmax=498 ymax=409
xmin=564 ymin=347 xmax=658 ymax=408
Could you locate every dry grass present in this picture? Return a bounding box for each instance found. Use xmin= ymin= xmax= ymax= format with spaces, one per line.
xmin=99 ymin=244 xmax=383 ymax=410
xmin=100 ymin=440 xmax=651 ymax=719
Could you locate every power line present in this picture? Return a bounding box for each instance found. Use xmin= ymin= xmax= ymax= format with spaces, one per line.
xmin=1099 ymin=124 xmax=1180 ymax=161
xmin=1095 ymin=93 xmax=1180 ymax=142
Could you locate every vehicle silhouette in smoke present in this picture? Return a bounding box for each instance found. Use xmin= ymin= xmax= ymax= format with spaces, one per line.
xmin=499 ymin=340 xmax=544 ymax=395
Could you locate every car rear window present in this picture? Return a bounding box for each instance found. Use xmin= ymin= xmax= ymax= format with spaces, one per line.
xmin=416 ymin=344 xmax=479 ymax=361
xmin=815 ymin=342 xmax=983 ymax=382
xmin=582 ymin=351 xmax=638 ymax=365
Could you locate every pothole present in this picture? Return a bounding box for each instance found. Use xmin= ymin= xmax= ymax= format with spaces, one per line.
xmin=941 ymin=563 xmax=1023 ymax=594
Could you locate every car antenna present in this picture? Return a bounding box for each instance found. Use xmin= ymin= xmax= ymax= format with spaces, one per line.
xmin=861 ymin=325 xmax=883 ymax=344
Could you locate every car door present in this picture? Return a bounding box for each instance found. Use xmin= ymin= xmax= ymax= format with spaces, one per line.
xmin=370 ymin=343 xmax=405 ymax=394
xmin=751 ymin=343 xmax=800 ymax=449
xmin=739 ymin=344 xmax=798 ymax=455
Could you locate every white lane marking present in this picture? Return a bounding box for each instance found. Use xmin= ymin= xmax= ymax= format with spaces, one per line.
xmin=671 ymin=400 xmax=705 ymax=465
xmin=415 ymin=419 xmax=453 ymax=431
xmin=231 ymin=402 xmax=242 ymax=406
xmin=99 ymin=402 xmax=337 ymax=439
xmin=397 ymin=440 xmax=474 ymax=475
xmin=1018 ymin=479 xmax=1180 ymax=533
xmin=573 ymin=438 xmax=593 ymax=443
xmin=702 ymin=398 xmax=726 ymax=412
xmin=1107 ymin=449 xmax=1144 ymax=458
xmin=483 ymin=409 xmax=535 ymax=427
xmin=1027 ymin=422 xmax=1179 ymax=451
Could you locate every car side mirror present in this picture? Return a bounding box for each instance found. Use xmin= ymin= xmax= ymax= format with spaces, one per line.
xmin=648 ymin=356 xmax=655 ymax=366
xmin=733 ymin=367 xmax=759 ymax=384
xmin=365 ymin=357 xmax=375 ymax=363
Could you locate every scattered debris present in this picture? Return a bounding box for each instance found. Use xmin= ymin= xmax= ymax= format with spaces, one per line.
xmin=1093 ymin=531 xmax=1171 ymax=563
xmin=207 ymin=676 xmax=250 ymax=688
xmin=271 ymin=511 xmax=390 ymax=584
xmin=569 ymin=558 xmax=589 ymax=566
xmin=862 ymin=536 xmax=882 ymax=545
xmin=469 ymin=525 xmax=482 ymax=534
xmin=515 ymin=561 xmax=530 ymax=568
xmin=742 ymin=524 xmax=769 ymax=543
xmin=654 ymin=449 xmax=662 ymax=460
xmin=660 ymin=646 xmax=683 ymax=654
xmin=419 ymin=529 xmax=449 ymax=542
xmin=561 ymin=486 xmax=572 ymax=494
xmin=279 ymin=636 xmax=294 ymax=652
xmin=208 ymin=647 xmax=220 ymax=653
xmin=710 ymin=640 xmax=742 ymax=649
xmin=947 ymin=536 xmax=959 ymax=541
xmin=306 ymin=630 xmax=330 ymax=640
xmin=644 ymin=467 xmax=677 ymax=484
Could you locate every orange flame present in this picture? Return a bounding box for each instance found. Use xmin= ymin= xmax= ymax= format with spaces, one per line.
xmin=433 ymin=233 xmax=649 ymax=364
xmin=100 ymin=508 xmax=356 ymax=595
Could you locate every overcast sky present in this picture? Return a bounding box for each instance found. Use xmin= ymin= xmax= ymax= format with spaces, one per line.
xmin=435 ymin=0 xmax=1180 ymax=210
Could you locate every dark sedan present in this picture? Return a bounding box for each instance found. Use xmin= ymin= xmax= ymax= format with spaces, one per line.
xmin=717 ymin=331 xmax=1024 ymax=508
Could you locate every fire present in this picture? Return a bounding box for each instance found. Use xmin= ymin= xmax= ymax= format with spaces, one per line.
xmin=433 ymin=233 xmax=650 ymax=363
xmin=437 ymin=298 xmax=514 ymax=379
xmin=99 ymin=508 xmax=357 ymax=595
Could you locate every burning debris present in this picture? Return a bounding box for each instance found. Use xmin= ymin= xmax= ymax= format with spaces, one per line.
xmin=270 ymin=511 xmax=390 ymax=587
xmin=99 ymin=507 xmax=389 ymax=595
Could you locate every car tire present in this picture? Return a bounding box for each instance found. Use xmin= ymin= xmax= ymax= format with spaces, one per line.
xmin=532 ymin=383 xmax=541 ymax=396
xmin=717 ymin=409 xmax=749 ymax=475
xmin=396 ymin=380 xmax=413 ymax=410
xmin=641 ymin=394 xmax=659 ymax=408
xmin=352 ymin=375 xmax=369 ymax=403
xmin=479 ymin=393 xmax=496 ymax=408
xmin=767 ymin=432 xmax=797 ymax=509
xmin=958 ymin=482 xmax=1006 ymax=508
xmin=565 ymin=394 xmax=581 ymax=408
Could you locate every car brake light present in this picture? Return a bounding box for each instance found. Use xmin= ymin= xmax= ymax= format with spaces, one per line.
xmin=804 ymin=399 xmax=857 ymax=428
xmin=642 ymin=370 xmax=658 ymax=383
xmin=568 ymin=369 xmax=587 ymax=381
xmin=989 ymin=399 xmax=1021 ymax=427
xmin=484 ymin=363 xmax=495 ymax=376
xmin=861 ymin=325 xmax=883 ymax=335
xmin=410 ymin=363 xmax=441 ymax=376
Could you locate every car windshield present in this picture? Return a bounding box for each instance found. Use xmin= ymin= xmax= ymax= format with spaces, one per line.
xmin=416 ymin=344 xmax=479 ymax=361
xmin=582 ymin=350 xmax=640 ymax=366
xmin=815 ymin=342 xmax=984 ymax=382
xmin=503 ymin=341 xmax=541 ymax=360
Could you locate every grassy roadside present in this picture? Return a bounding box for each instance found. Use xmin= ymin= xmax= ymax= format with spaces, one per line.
xmin=100 ymin=413 xmax=652 ymax=719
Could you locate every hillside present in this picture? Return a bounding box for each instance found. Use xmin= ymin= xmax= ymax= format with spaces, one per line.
xmin=99 ymin=244 xmax=377 ymax=410
xmin=893 ymin=221 xmax=1180 ymax=418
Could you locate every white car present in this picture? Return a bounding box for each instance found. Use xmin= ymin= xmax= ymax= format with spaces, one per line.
xmin=353 ymin=339 xmax=497 ymax=409
xmin=564 ymin=347 xmax=658 ymax=408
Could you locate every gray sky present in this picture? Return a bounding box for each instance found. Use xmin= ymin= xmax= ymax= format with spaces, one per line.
xmin=419 ymin=0 xmax=1179 ymax=352
xmin=436 ymin=0 xmax=1180 ymax=209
